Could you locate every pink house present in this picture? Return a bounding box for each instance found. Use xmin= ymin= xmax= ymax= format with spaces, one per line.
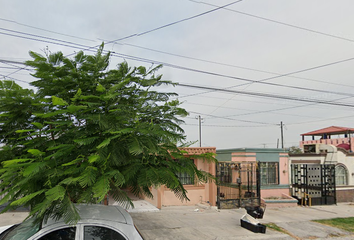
xmin=144 ymin=147 xmax=217 ymax=209
xmin=216 ymin=148 xmax=296 ymax=207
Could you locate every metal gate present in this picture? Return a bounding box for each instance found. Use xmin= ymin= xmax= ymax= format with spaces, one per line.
xmin=216 ymin=162 xmax=261 ymax=209
xmin=291 ymin=164 xmax=336 ymax=205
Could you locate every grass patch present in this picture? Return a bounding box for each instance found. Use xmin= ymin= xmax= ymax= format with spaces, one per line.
xmin=264 ymin=223 xmax=288 ymax=235
xmin=313 ymin=217 xmax=354 ymax=232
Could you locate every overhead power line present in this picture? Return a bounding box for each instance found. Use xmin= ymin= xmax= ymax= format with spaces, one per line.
xmin=183 ymin=101 xmax=323 ymax=119
xmin=103 ymin=1 xmax=243 ymax=45
xmin=4 ymin=28 xmax=354 ymax=99
xmin=178 ymin=56 xmax=354 ymax=99
xmin=0 ymin=18 xmax=96 ymax=42
xmin=63 ymin=0 xmax=244 ymax=56
xmin=114 ymin=42 xmax=354 ymax=89
xmin=4 ymin=26 xmax=354 ymax=108
xmin=287 ymin=113 xmax=354 ymax=126
xmin=178 ymin=83 xmax=354 ymax=108
xmin=188 ymin=110 xmax=276 ymax=125
xmin=183 ymin=123 xmax=267 ymax=128
xmin=109 ymin=51 xmax=354 ymax=98
xmin=0 ymin=27 xmax=92 ymax=50
xmin=4 ymin=27 xmax=354 ymax=104
xmin=0 ymin=59 xmax=27 ymax=65
xmin=0 ymin=74 xmax=31 ymax=84
xmin=187 ymin=0 xmax=354 ymax=44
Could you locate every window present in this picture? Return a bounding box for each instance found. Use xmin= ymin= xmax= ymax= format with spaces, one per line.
xmin=38 ymin=227 xmax=76 ymax=240
xmin=84 ymin=226 xmax=126 ymax=240
xmin=176 ymin=159 xmax=195 ymax=185
xmin=260 ymin=162 xmax=279 ymax=185
xmin=335 ymin=165 xmax=348 ymax=186
xmin=176 ymin=172 xmax=194 ymax=185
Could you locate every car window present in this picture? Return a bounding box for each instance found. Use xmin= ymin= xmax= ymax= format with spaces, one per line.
xmin=1 ymin=218 xmax=40 ymax=240
xmin=84 ymin=226 xmax=126 ymax=240
xmin=37 ymin=227 xmax=76 ymax=240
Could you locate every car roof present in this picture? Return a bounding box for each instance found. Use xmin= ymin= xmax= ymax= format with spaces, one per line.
xmin=43 ymin=204 xmax=134 ymax=228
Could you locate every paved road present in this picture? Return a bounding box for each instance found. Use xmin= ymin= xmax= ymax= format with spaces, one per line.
xmin=1 ymin=202 xmax=354 ymax=239
xmin=131 ymin=203 xmax=354 ymax=240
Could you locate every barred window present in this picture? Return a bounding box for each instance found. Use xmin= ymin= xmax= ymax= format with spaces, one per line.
xmin=260 ymin=162 xmax=279 ymax=185
xmin=335 ymin=165 xmax=348 ymax=186
xmin=176 ymin=159 xmax=195 ymax=185
xmin=176 ymin=171 xmax=194 ymax=185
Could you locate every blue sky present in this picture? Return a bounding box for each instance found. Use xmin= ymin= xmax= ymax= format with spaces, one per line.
xmin=1 ymin=0 xmax=354 ymax=149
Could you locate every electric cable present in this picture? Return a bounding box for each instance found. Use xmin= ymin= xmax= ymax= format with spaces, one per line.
xmin=2 ymin=29 xmax=354 ymax=99
xmin=0 ymin=74 xmax=31 ymax=84
xmin=287 ymin=113 xmax=354 ymax=126
xmin=3 ymin=27 xmax=354 ymax=113
xmin=188 ymin=110 xmax=276 ymax=125
xmin=178 ymin=83 xmax=354 ymax=108
xmin=94 ymin=1 xmax=243 ymax=49
xmin=0 ymin=17 xmax=96 ymax=42
xmin=183 ymin=101 xmax=323 ymax=119
xmin=113 ymin=42 xmax=354 ymax=89
xmin=187 ymin=0 xmax=354 ymax=44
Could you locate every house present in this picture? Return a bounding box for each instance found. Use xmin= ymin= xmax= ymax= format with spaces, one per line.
xmin=143 ymin=147 xmax=217 ymax=208
xmin=216 ymin=148 xmax=296 ymax=208
xmin=289 ymin=126 xmax=354 ymax=203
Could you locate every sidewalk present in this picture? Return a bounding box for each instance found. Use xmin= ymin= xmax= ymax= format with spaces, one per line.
xmin=0 ymin=211 xmax=28 ymax=227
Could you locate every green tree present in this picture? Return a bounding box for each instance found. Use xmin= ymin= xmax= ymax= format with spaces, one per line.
xmin=288 ymin=146 xmax=302 ymax=154
xmin=0 ymin=45 xmax=215 ymax=224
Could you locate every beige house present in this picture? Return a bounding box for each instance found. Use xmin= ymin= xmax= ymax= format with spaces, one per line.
xmin=290 ymin=126 xmax=354 ymax=203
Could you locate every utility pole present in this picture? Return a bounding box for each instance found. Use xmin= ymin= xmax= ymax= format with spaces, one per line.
xmin=280 ymin=121 xmax=284 ymax=149
xmin=196 ymin=115 xmax=203 ymax=147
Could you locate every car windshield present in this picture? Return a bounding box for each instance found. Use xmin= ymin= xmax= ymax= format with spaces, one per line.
xmin=1 ymin=218 xmax=40 ymax=240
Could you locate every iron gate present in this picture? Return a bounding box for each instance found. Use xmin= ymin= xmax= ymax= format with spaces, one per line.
xmin=216 ymin=162 xmax=261 ymax=209
xmin=291 ymin=164 xmax=336 ymax=205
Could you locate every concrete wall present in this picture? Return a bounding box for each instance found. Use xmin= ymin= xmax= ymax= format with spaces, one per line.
xmin=261 ymin=188 xmax=291 ymax=198
xmin=261 ymin=193 xmax=298 ymax=208
xmin=337 ymin=188 xmax=354 ymax=202
xmin=144 ymin=187 xmax=160 ymax=207
xmin=162 ymin=185 xmax=206 ymax=206
xmin=145 ymin=147 xmax=217 ymax=208
xmin=301 ymin=137 xmax=354 ymax=152
xmin=279 ymin=153 xmax=290 ymax=185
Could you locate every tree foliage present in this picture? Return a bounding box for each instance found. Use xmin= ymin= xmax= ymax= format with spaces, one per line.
xmin=288 ymin=146 xmax=302 ymax=154
xmin=0 ymin=45 xmax=216 ymax=224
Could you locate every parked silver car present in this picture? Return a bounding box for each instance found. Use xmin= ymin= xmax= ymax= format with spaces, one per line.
xmin=0 ymin=204 xmax=143 ymax=240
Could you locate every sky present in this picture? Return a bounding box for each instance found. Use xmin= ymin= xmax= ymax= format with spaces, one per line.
xmin=1 ymin=0 xmax=354 ymax=150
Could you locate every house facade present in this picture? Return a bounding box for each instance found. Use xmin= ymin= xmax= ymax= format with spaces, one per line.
xmin=144 ymin=147 xmax=217 ymax=208
xmin=216 ymin=148 xmax=295 ymax=207
xmin=290 ymin=126 xmax=354 ymax=203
